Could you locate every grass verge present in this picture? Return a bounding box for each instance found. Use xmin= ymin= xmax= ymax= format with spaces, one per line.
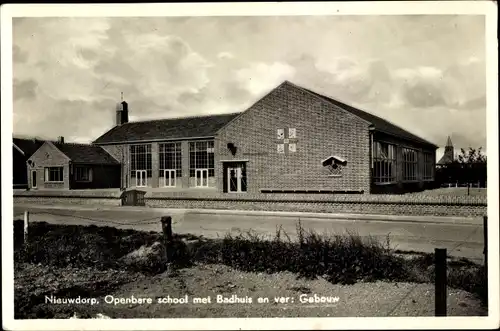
xmin=13 ymin=220 xmax=488 ymax=318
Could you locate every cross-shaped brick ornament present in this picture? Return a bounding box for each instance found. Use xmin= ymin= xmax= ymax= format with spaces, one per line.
xmin=277 ymin=128 xmax=298 ymax=155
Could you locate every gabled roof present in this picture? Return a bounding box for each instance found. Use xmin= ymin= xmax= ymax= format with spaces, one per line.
xmin=13 ymin=137 xmax=46 ymax=157
xmin=93 ymin=113 xmax=241 ymax=145
xmin=285 ymin=81 xmax=438 ymax=148
xmin=52 ymin=143 xmax=119 ymax=165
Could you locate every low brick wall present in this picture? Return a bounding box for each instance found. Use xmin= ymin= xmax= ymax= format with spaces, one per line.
xmin=14 ymin=189 xmax=122 ymax=207
xmin=13 ymin=189 xmax=487 ymax=217
xmin=145 ymin=191 xmax=487 ymax=217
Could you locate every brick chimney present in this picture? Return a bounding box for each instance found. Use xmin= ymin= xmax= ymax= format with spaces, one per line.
xmin=116 ymin=93 xmax=129 ymax=126
xmin=57 ymin=136 xmax=64 ymax=144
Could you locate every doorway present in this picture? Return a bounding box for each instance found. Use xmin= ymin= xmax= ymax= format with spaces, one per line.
xmin=224 ymin=162 xmax=247 ymax=193
xmin=163 ymin=169 xmax=176 ymax=187
xmin=31 ymin=170 xmax=37 ymax=189
xmin=195 ymin=169 xmax=208 ymax=187
xmin=135 ymin=170 xmax=147 ymax=187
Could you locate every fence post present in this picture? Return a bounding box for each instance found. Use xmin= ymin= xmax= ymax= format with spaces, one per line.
xmin=435 ymin=248 xmax=447 ymax=316
xmin=23 ymin=211 xmax=29 ymax=245
xmin=161 ymin=216 xmax=173 ymax=263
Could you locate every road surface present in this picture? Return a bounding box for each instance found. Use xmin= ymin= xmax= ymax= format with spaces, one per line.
xmin=13 ymin=204 xmax=485 ymax=263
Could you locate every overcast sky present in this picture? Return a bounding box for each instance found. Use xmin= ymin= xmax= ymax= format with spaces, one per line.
xmin=12 ymin=15 xmax=486 ymax=158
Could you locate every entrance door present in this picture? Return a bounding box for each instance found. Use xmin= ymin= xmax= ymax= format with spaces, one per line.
xmin=195 ymin=169 xmax=208 ymax=187
xmin=31 ymin=170 xmax=37 ymax=189
xmin=136 ymin=170 xmax=147 ymax=187
xmin=163 ymin=169 xmax=176 ymax=187
xmin=227 ymin=163 xmax=247 ymax=193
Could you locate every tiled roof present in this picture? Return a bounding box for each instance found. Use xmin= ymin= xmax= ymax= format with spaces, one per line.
xmin=13 ymin=138 xmax=46 ymax=157
xmin=53 ymin=143 xmax=119 ymax=165
xmin=93 ymin=81 xmax=437 ymax=148
xmin=93 ymin=113 xmax=241 ymax=144
xmin=288 ymin=82 xmax=438 ymax=148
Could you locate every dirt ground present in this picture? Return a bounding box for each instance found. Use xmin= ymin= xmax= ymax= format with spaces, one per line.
xmin=16 ymin=263 xmax=486 ymax=318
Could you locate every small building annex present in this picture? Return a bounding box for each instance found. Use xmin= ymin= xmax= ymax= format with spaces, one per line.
xmin=84 ymin=81 xmax=438 ymax=195
xmin=27 ymin=137 xmax=121 ymax=190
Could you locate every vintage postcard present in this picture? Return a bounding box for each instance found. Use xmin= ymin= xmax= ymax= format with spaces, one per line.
xmin=1 ymin=1 xmax=498 ymax=330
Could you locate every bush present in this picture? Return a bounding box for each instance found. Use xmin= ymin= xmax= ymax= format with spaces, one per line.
xmin=14 ymin=220 xmax=488 ymax=307
xmin=14 ymin=220 xmax=162 ymax=270
xmin=189 ymin=222 xmax=408 ymax=284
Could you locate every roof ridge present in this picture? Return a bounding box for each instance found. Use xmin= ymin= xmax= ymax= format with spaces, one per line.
xmin=285 ymin=82 xmax=437 ymax=147
xmin=125 ymin=112 xmax=243 ymax=125
xmin=282 ymin=81 xmax=373 ymax=126
xmin=54 ymin=142 xmax=94 ymax=146
xmin=13 ymin=136 xmax=48 ymax=142
xmin=301 ymin=85 xmax=387 ymax=123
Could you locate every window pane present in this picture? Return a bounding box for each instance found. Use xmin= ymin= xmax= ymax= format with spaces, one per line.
xmin=373 ymin=141 xmax=396 ymax=183
xmin=189 ymin=140 xmax=214 ymax=179
xmin=130 ymin=144 xmax=152 ymax=179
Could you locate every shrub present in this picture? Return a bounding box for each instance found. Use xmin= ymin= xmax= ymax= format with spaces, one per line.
xmin=14 ymin=219 xmax=488 ymax=307
xmin=14 ymin=220 xmax=161 ymax=270
xmin=188 ymin=222 xmax=408 ymax=284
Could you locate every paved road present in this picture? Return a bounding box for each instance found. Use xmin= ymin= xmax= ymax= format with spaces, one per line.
xmin=13 ymin=204 xmax=485 ymax=263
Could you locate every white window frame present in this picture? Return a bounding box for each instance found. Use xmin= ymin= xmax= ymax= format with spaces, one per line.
xmin=227 ymin=166 xmax=247 ymax=193
xmin=195 ymin=169 xmax=209 ymax=187
xmin=135 ymin=170 xmax=147 ymax=187
xmin=159 ymin=142 xmax=182 ymax=179
xmin=44 ymin=167 xmax=64 ymax=183
xmin=189 ymin=141 xmax=215 ymax=179
xmin=130 ymin=144 xmax=152 ymax=179
xmin=163 ymin=169 xmax=176 ymax=187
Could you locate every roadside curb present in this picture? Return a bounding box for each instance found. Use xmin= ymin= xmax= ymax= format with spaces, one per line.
xmin=13 ymin=203 xmax=483 ymax=226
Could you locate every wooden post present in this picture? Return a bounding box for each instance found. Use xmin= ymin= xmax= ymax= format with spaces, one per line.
xmin=23 ymin=211 xmax=29 ymax=245
xmin=161 ymin=216 xmax=173 ymax=263
xmin=435 ymin=248 xmax=447 ymax=316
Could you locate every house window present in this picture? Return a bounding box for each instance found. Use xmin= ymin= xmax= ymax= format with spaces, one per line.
xmin=130 ymin=144 xmax=152 ymax=178
xmin=44 ymin=167 xmax=64 ymax=182
xmin=277 ymin=129 xmax=284 ymax=140
xmin=189 ymin=140 xmax=215 ymax=178
xmin=403 ymin=148 xmax=418 ymax=181
xmin=75 ymin=166 xmax=92 ymax=182
xmin=288 ymin=128 xmax=296 ymax=139
xmin=159 ymin=142 xmax=182 ymax=180
xmin=423 ymin=152 xmax=434 ymax=180
xmin=372 ymin=141 xmax=396 ymax=183
xmin=277 ymin=144 xmax=285 ymax=154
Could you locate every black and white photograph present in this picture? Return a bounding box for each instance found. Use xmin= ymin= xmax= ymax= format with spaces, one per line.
xmin=2 ymin=2 xmax=498 ymax=330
